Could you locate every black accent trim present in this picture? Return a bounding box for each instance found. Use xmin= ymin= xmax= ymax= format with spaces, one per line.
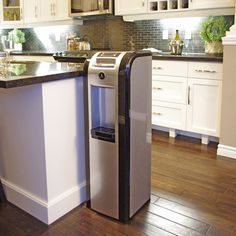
xmin=83 ymin=59 xmax=91 ymax=207
xmin=118 ymin=51 xmax=152 ymax=222
xmin=118 ymin=52 xmax=132 ymax=222
xmin=0 ymin=180 xmax=6 ymax=202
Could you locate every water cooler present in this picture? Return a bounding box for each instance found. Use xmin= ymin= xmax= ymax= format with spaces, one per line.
xmin=87 ymin=51 xmax=152 ymax=222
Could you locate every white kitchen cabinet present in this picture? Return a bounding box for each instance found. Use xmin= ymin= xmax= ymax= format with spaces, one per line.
xmin=152 ymin=60 xmax=223 ymax=143
xmin=152 ymin=60 xmax=188 ymax=137
xmin=40 ymin=0 xmax=70 ymax=22
xmin=189 ymin=0 xmax=235 ymax=9
xmin=23 ymin=0 xmax=41 ymax=23
xmin=42 ymin=0 xmax=56 ymax=21
xmin=115 ymin=0 xmax=148 ymax=15
xmin=152 ymin=75 xmax=187 ymax=104
xmin=1 ymin=0 xmax=24 ymax=24
xmin=55 ymin=0 xmax=70 ymax=20
xmin=187 ymin=62 xmax=223 ymax=142
xmin=24 ymin=0 xmax=69 ymax=23
xmin=152 ymin=102 xmax=186 ymax=130
xmin=186 ymin=78 xmax=222 ymax=138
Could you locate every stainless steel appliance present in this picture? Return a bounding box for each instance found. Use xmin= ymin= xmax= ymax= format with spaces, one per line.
xmin=86 ymin=51 xmax=152 ymax=222
xmin=69 ymin=0 xmax=113 ymax=17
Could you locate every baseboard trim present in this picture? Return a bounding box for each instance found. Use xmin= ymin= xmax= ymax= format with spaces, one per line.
xmin=1 ymin=179 xmax=88 ymax=224
xmin=152 ymin=126 xmax=219 ymax=143
xmin=217 ymin=144 xmax=236 ymax=160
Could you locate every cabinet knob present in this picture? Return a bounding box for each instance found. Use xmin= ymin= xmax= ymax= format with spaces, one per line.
xmin=153 ymin=87 xmax=162 ymax=90
xmin=153 ymin=112 xmax=162 ymax=116
xmin=153 ymin=66 xmax=163 ymax=70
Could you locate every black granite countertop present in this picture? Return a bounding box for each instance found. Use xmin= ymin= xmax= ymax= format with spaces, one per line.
xmin=0 ymin=61 xmax=84 ymax=89
xmin=152 ymin=52 xmax=223 ymax=62
xmin=10 ymin=51 xmax=55 ymax=56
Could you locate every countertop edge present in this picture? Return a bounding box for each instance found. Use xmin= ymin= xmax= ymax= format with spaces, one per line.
xmin=0 ymin=71 xmax=84 ymax=89
xmin=10 ymin=52 xmax=55 ymax=56
xmin=152 ymin=55 xmax=223 ymax=62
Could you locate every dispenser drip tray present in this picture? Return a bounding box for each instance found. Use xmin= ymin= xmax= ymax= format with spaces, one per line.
xmin=91 ymin=126 xmax=115 ymax=143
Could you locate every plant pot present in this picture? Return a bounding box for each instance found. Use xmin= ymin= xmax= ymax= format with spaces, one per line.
xmin=14 ymin=43 xmax=22 ymax=51
xmin=205 ymin=41 xmax=223 ymax=54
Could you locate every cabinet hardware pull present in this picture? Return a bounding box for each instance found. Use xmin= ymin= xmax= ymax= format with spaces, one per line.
xmin=142 ymin=1 xmax=145 ymax=7
xmin=195 ymin=69 xmax=217 ymax=73
xmin=53 ymin=3 xmax=56 ymax=16
xmin=153 ymin=87 xmax=162 ymax=90
xmin=188 ymin=86 xmax=191 ymax=105
xmin=98 ymin=0 xmax=103 ymax=11
xmin=153 ymin=66 xmax=163 ymax=70
xmin=50 ymin=3 xmax=53 ymax=16
xmin=20 ymin=8 xmax=23 ymax=20
xmin=35 ymin=6 xmax=38 ymax=18
xmin=153 ymin=112 xmax=162 ymax=116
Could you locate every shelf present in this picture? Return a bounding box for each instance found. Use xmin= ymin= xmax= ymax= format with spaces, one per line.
xmin=3 ymin=0 xmax=20 ymax=7
xmin=3 ymin=6 xmax=20 ymax=9
xmin=3 ymin=8 xmax=21 ymax=21
xmin=148 ymin=0 xmax=189 ymax=12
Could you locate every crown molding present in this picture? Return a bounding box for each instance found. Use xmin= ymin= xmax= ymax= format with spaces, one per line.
xmin=223 ymin=25 xmax=236 ymax=46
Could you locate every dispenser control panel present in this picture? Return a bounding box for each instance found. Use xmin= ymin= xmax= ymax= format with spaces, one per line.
xmin=94 ymin=52 xmax=121 ymax=68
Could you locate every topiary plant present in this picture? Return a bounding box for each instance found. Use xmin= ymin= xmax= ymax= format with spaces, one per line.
xmin=8 ymin=28 xmax=25 ymax=44
xmin=200 ymin=16 xmax=233 ymax=43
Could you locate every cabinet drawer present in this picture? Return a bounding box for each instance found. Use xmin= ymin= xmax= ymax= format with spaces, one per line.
xmin=152 ymin=60 xmax=188 ymax=77
xmin=152 ymin=102 xmax=186 ymax=129
xmin=188 ymin=62 xmax=223 ymax=80
xmin=152 ymin=75 xmax=187 ymax=104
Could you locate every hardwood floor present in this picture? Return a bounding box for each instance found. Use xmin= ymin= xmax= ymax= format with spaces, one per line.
xmin=1 ymin=130 xmax=236 ymax=236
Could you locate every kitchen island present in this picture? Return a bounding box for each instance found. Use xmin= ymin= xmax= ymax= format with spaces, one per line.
xmin=0 ymin=61 xmax=87 ymax=224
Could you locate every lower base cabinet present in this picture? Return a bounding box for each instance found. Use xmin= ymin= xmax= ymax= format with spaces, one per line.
xmin=187 ymin=78 xmax=222 ymax=137
xmin=152 ymin=60 xmax=223 ymax=144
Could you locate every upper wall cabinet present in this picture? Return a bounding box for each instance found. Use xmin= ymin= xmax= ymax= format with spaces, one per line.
xmin=24 ymin=0 xmax=69 ymax=23
xmin=56 ymin=0 xmax=70 ymax=20
xmin=115 ymin=0 xmax=235 ymax=19
xmin=23 ymin=0 xmax=40 ymax=23
xmin=40 ymin=0 xmax=70 ymax=22
xmin=115 ymin=0 xmax=148 ymax=15
xmin=1 ymin=0 xmax=24 ymax=24
xmin=189 ymin=0 xmax=235 ymax=9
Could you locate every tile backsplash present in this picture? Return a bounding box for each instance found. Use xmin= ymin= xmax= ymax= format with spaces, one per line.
xmin=0 ymin=15 xmax=234 ymax=53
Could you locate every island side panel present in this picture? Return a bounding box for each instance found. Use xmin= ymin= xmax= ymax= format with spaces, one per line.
xmin=42 ymin=77 xmax=88 ymax=224
xmin=0 ymin=84 xmax=48 ymax=221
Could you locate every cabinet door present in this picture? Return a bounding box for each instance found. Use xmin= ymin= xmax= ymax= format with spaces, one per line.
xmin=115 ymin=0 xmax=147 ymax=15
xmin=1 ymin=0 xmax=24 ymax=23
xmin=187 ymin=78 xmax=222 ymax=137
xmin=152 ymin=75 xmax=187 ymax=104
xmin=40 ymin=0 xmax=55 ymax=21
xmin=55 ymin=0 xmax=70 ymax=20
xmin=24 ymin=0 xmax=41 ymax=23
xmin=152 ymin=102 xmax=186 ymax=129
xmin=190 ymin=0 xmax=234 ymax=9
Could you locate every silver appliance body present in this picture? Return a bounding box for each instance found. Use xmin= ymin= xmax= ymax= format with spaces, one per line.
xmin=87 ymin=51 xmax=152 ymax=222
xmin=69 ymin=0 xmax=113 ymax=17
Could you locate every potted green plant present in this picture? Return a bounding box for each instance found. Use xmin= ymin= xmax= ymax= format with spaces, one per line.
xmin=200 ymin=16 xmax=233 ymax=54
xmin=8 ymin=28 xmax=25 ymax=51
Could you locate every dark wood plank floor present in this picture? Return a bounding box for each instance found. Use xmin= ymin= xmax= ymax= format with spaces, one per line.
xmin=1 ymin=130 xmax=236 ymax=236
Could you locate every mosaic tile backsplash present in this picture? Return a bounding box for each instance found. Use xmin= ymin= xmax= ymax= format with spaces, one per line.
xmin=0 ymin=15 xmax=234 ymax=53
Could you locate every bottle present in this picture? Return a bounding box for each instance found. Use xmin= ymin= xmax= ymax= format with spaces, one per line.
xmin=169 ymin=30 xmax=184 ymax=55
xmin=175 ymin=30 xmax=180 ymax=41
xmin=66 ymin=32 xmax=76 ymax=51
